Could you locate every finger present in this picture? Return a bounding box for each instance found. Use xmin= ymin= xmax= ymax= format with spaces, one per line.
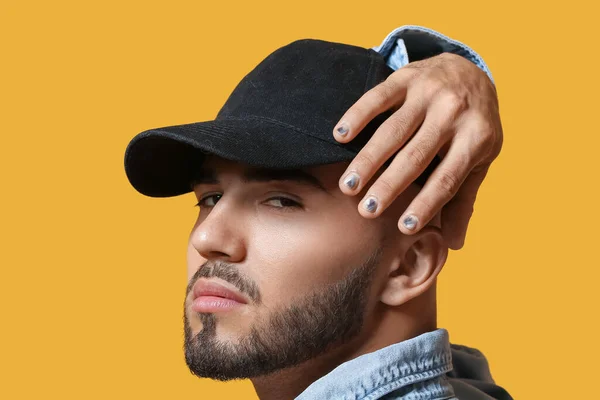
xmin=333 ymin=69 xmax=414 ymax=142
xmin=338 ymin=99 xmax=426 ymax=195
xmin=441 ymin=165 xmax=490 ymax=250
xmin=355 ymin=104 xmax=455 ymax=218
xmin=396 ymin=143 xmax=476 ymax=235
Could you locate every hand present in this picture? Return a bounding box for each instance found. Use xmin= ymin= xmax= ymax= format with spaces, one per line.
xmin=333 ymin=52 xmax=503 ymax=250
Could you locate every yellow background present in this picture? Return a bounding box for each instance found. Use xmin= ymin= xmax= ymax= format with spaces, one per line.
xmin=2 ymin=1 xmax=598 ymax=399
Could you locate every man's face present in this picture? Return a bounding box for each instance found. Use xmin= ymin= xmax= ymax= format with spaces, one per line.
xmin=183 ymin=155 xmax=412 ymax=380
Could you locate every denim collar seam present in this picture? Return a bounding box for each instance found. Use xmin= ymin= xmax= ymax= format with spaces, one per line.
xmin=361 ymin=366 xmax=454 ymax=400
xmin=353 ymin=350 xmax=453 ymax=400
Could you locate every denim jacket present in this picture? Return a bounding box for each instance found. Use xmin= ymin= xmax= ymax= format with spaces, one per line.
xmin=296 ymin=329 xmax=513 ymax=400
xmin=372 ymin=25 xmax=494 ymax=84
xmin=295 ymin=27 xmax=507 ymax=399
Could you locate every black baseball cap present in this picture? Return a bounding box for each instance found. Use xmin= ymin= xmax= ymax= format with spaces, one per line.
xmin=124 ymin=39 xmax=438 ymax=197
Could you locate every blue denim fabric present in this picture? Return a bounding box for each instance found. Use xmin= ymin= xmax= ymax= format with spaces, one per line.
xmin=296 ymin=328 xmax=513 ymax=400
xmin=372 ymin=25 xmax=494 ymax=84
xmin=297 ymin=329 xmax=456 ymax=400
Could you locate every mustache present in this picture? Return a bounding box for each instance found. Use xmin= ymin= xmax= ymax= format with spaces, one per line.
xmin=186 ymin=260 xmax=262 ymax=304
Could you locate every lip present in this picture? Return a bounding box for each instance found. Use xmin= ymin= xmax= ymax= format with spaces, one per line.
xmin=192 ymin=279 xmax=249 ymax=305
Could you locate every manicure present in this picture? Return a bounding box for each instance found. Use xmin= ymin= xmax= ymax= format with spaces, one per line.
xmin=343 ymin=173 xmax=359 ymax=190
xmin=336 ymin=122 xmax=349 ymax=136
xmin=363 ymin=196 xmax=378 ymax=213
xmin=402 ymin=215 xmax=418 ymax=230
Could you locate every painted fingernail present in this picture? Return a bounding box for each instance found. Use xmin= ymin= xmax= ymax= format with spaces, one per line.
xmin=402 ymin=215 xmax=418 ymax=230
xmin=363 ymin=196 xmax=378 ymax=213
xmin=336 ymin=122 xmax=349 ymax=136
xmin=343 ymin=173 xmax=359 ymax=190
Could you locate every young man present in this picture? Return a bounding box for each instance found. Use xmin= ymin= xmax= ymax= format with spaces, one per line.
xmin=124 ymin=30 xmax=510 ymax=400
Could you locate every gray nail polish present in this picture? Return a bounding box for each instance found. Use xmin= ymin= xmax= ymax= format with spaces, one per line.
xmin=363 ymin=197 xmax=378 ymax=213
xmin=336 ymin=122 xmax=349 ymax=136
xmin=344 ymin=173 xmax=359 ymax=190
xmin=403 ymin=215 xmax=418 ymax=230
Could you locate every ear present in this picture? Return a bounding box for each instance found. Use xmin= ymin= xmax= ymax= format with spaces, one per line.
xmin=380 ymin=226 xmax=448 ymax=306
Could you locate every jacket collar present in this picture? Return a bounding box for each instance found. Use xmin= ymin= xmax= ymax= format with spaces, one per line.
xmin=296 ymin=329 xmax=454 ymax=400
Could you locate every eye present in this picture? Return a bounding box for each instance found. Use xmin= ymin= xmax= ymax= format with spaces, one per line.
xmin=195 ymin=193 xmax=222 ymax=208
xmin=264 ymin=196 xmax=302 ymax=209
xmin=194 ymin=194 xmax=303 ymax=210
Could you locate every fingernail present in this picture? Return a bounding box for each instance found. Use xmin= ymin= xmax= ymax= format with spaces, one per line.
xmin=336 ymin=122 xmax=349 ymax=136
xmin=343 ymin=173 xmax=359 ymax=190
xmin=402 ymin=215 xmax=418 ymax=230
xmin=363 ymin=196 xmax=378 ymax=213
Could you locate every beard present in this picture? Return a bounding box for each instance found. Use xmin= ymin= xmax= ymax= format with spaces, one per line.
xmin=183 ymin=248 xmax=382 ymax=381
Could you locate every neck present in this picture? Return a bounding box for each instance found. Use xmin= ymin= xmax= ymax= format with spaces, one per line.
xmin=251 ymin=290 xmax=437 ymax=400
xmin=250 ymin=335 xmax=362 ymax=400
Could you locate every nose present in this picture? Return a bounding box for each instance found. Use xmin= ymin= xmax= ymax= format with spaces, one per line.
xmin=189 ymin=200 xmax=247 ymax=263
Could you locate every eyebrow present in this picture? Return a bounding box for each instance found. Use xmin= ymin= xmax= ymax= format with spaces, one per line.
xmin=189 ymin=167 xmax=330 ymax=193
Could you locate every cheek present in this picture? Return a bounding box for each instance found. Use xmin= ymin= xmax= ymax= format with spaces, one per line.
xmin=251 ymin=210 xmax=375 ymax=304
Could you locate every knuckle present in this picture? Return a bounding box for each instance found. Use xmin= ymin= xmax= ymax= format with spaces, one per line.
xmin=405 ymin=146 xmax=428 ymax=169
xmin=388 ymin=66 xmax=413 ymax=81
xmin=456 ymin=150 xmax=474 ymax=170
xmin=355 ymin=151 xmax=378 ymax=171
xmin=348 ymin=103 xmax=369 ymax=120
xmin=417 ymin=124 xmax=442 ymax=149
xmin=373 ymin=177 xmax=396 ymax=198
xmin=471 ymin=132 xmax=490 ymax=156
xmin=468 ymin=116 xmax=496 ymax=153
xmin=421 ymin=79 xmax=445 ymax=99
xmin=435 ymin=168 xmax=461 ymax=198
xmin=426 ymin=121 xmax=443 ymax=141
xmin=478 ymin=123 xmax=495 ymax=143
xmin=416 ymin=68 xmax=447 ymax=92
xmin=472 ymin=114 xmax=494 ymax=134
xmin=440 ymin=90 xmax=467 ymax=115
xmin=369 ymin=84 xmax=394 ymax=108
xmin=411 ymin=195 xmax=435 ymax=216
xmin=384 ymin=116 xmax=411 ymax=145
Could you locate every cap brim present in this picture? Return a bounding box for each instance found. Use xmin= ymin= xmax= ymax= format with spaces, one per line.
xmin=124 ymin=117 xmax=358 ymax=197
